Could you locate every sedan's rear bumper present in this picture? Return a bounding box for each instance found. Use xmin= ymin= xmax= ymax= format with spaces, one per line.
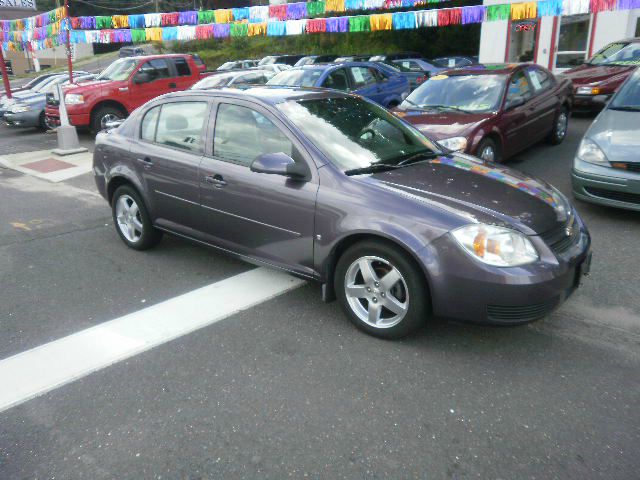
xmin=4 ymin=109 xmax=42 ymax=128
xmin=420 ymin=217 xmax=591 ymax=324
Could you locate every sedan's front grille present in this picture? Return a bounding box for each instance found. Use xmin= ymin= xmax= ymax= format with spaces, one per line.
xmin=487 ymin=297 xmax=560 ymax=323
xmin=540 ymin=216 xmax=579 ymax=256
xmin=585 ymin=187 xmax=640 ymax=205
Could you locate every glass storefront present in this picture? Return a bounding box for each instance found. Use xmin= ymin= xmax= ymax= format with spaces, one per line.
xmin=555 ymin=14 xmax=590 ymax=69
xmin=508 ymin=20 xmax=539 ymax=63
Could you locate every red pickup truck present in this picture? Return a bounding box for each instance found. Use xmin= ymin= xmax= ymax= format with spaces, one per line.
xmin=46 ymin=54 xmax=205 ymax=132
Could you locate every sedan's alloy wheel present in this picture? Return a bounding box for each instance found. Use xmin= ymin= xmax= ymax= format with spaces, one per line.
xmin=556 ymin=112 xmax=568 ymax=140
xmin=115 ymin=194 xmax=143 ymax=243
xmin=344 ymin=256 xmax=409 ymax=328
xmin=480 ymin=145 xmax=495 ymax=161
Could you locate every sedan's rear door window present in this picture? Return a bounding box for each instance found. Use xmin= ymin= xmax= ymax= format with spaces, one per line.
xmin=154 ymin=102 xmax=208 ymax=152
xmin=322 ymin=68 xmax=349 ymax=91
xmin=213 ymin=103 xmax=293 ymax=166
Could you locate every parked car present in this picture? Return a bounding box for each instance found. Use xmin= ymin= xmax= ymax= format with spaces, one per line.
xmin=258 ymin=55 xmax=305 ymax=66
xmin=563 ymin=38 xmax=640 ymax=112
xmin=217 ymin=59 xmax=260 ymax=71
xmin=369 ymin=52 xmax=423 ymax=62
xmin=1 ymin=71 xmax=89 ymax=117
xmin=374 ymin=61 xmax=430 ymax=91
xmin=572 ymin=67 xmax=640 ymax=210
xmin=334 ymin=55 xmax=374 ymax=63
xmin=267 ymin=62 xmax=410 ymax=107
xmin=119 ymin=46 xmax=146 ymax=58
xmin=4 ymin=74 xmax=96 ymax=129
xmin=191 ymin=70 xmax=275 ymax=89
xmin=45 ymin=54 xmax=204 ymax=133
xmin=94 ymin=87 xmax=591 ymax=339
xmin=294 ymin=55 xmax=339 ymax=66
xmin=256 ymin=64 xmax=291 ymax=74
xmin=431 ymin=56 xmax=478 ymax=69
xmin=393 ymin=58 xmax=445 ymax=76
xmin=0 ymin=72 xmax=61 ymax=98
xmin=394 ymin=63 xmax=573 ymax=162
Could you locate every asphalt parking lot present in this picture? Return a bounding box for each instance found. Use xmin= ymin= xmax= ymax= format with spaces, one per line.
xmin=1 ymin=116 xmax=639 ymax=479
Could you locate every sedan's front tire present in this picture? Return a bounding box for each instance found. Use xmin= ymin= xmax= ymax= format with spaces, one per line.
xmin=112 ymin=185 xmax=162 ymax=250
xmin=335 ymin=240 xmax=430 ymax=339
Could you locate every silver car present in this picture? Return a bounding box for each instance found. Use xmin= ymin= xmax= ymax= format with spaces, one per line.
xmin=572 ymin=67 xmax=640 ymax=210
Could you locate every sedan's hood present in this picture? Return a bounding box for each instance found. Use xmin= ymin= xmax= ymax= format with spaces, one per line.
xmin=394 ymin=108 xmax=493 ymax=141
xmin=360 ymin=153 xmax=568 ymax=235
xmin=562 ymin=64 xmax=636 ymax=87
xmin=588 ymin=108 xmax=640 ymax=163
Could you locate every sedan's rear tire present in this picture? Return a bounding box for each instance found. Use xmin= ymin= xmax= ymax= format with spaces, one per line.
xmin=111 ymin=185 xmax=162 ymax=250
xmin=547 ymin=106 xmax=569 ymax=145
xmin=335 ymin=240 xmax=430 ymax=339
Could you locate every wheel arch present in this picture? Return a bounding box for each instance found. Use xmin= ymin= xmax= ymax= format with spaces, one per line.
xmin=91 ymin=100 xmax=128 ymax=121
xmin=106 ymin=174 xmax=143 ymax=207
xmin=322 ymin=232 xmax=433 ymax=308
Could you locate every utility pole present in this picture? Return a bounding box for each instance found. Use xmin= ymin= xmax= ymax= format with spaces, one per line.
xmin=0 ymin=46 xmax=12 ymax=99
xmin=155 ymin=0 xmax=160 ymax=13
xmin=65 ymin=0 xmax=73 ymax=84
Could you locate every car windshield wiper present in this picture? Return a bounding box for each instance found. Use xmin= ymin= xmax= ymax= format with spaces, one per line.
xmin=424 ymin=104 xmax=473 ymax=113
xmin=396 ymin=151 xmax=440 ymax=167
xmin=609 ymin=105 xmax=640 ymax=111
xmin=344 ymin=163 xmax=399 ymax=176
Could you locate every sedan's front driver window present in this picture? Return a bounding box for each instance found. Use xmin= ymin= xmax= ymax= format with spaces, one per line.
xmin=214 ymin=104 xmax=293 ymax=166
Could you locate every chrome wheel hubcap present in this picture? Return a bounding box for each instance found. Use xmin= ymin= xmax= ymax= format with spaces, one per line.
xmin=101 ymin=113 xmax=121 ymax=130
xmin=556 ymin=113 xmax=568 ymax=139
xmin=480 ymin=145 xmax=495 ymax=161
xmin=115 ymin=194 xmax=143 ymax=243
xmin=344 ymin=256 xmax=409 ymax=328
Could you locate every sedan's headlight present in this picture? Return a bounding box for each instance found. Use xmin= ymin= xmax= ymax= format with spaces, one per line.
xmin=576 ymin=86 xmax=601 ymax=95
xmin=576 ymin=138 xmax=609 ymax=166
xmin=451 ymin=224 xmax=538 ymax=267
xmin=437 ymin=136 xmax=468 ymax=152
xmin=10 ymin=104 xmax=30 ymax=113
xmin=64 ymin=93 xmax=84 ymax=105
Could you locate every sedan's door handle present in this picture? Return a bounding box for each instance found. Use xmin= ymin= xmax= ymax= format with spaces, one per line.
xmin=137 ymin=157 xmax=154 ymax=167
xmin=205 ymin=174 xmax=227 ymax=187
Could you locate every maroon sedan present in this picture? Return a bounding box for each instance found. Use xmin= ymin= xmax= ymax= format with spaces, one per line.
xmin=562 ymin=38 xmax=640 ymax=112
xmin=394 ymin=64 xmax=573 ymax=162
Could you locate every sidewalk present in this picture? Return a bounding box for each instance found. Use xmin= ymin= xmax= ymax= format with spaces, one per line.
xmin=0 ymin=149 xmax=93 ymax=183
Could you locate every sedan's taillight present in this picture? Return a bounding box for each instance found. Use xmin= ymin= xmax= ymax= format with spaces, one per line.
xmin=416 ymin=76 xmax=428 ymax=84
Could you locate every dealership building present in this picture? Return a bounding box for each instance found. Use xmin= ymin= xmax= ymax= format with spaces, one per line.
xmin=480 ymin=0 xmax=640 ymax=71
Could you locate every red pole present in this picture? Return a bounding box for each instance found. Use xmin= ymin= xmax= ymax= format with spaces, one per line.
xmin=65 ymin=0 xmax=73 ymax=84
xmin=0 ymin=46 xmax=11 ymax=99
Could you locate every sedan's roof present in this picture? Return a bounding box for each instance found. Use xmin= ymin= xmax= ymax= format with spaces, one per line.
xmin=166 ymin=86 xmax=349 ymax=105
xmin=441 ymin=63 xmax=523 ymax=75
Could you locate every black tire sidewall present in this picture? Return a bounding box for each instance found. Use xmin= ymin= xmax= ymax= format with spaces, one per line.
xmin=111 ymin=185 xmax=161 ymax=250
xmin=92 ymin=107 xmax=123 ymax=134
xmin=548 ymin=107 xmax=569 ymax=145
xmin=334 ymin=240 xmax=430 ymax=339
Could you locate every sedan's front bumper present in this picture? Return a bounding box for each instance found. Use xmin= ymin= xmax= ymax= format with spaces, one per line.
xmin=4 ymin=109 xmax=42 ymax=128
xmin=419 ymin=215 xmax=591 ymax=324
xmin=573 ymin=93 xmax=610 ymax=112
xmin=572 ymin=165 xmax=640 ymax=211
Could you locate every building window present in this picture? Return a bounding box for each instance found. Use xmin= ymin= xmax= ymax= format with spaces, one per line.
xmin=508 ymin=20 xmax=539 ymax=63
xmin=555 ymin=14 xmax=590 ymax=69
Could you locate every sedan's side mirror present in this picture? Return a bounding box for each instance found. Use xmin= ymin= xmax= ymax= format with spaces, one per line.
xmin=133 ymin=71 xmax=152 ymax=84
xmin=250 ymin=152 xmax=309 ymax=180
xmin=506 ymin=95 xmax=526 ymax=110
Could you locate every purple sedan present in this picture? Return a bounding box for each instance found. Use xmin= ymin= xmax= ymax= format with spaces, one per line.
xmin=93 ymin=87 xmax=591 ymax=339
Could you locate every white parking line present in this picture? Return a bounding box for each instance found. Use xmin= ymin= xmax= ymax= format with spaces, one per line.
xmin=0 ymin=268 xmax=305 ymax=414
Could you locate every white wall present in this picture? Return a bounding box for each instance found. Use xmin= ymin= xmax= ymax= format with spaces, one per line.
xmin=535 ymin=16 xmax=555 ymax=67
xmin=592 ymin=10 xmax=631 ymax=54
xmin=479 ymin=20 xmax=508 ymax=63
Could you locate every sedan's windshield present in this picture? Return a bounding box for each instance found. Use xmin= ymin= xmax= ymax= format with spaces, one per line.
xmin=609 ymin=68 xmax=640 ymax=110
xmin=277 ymin=96 xmax=439 ymax=171
xmin=218 ymin=61 xmax=236 ymax=70
xmin=589 ymin=42 xmax=640 ymax=66
xmin=192 ymin=75 xmax=232 ymax=89
xmin=259 ymin=56 xmax=278 ymax=65
xmin=401 ymin=74 xmax=506 ymax=113
xmin=96 ymin=58 xmax=138 ymax=81
xmin=267 ymin=69 xmax=323 ymax=87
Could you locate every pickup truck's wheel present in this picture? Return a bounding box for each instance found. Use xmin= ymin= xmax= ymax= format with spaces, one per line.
xmin=547 ymin=106 xmax=569 ymax=145
xmin=92 ymin=106 xmax=124 ymax=133
xmin=335 ymin=240 xmax=430 ymax=339
xmin=112 ymin=185 xmax=162 ymax=250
